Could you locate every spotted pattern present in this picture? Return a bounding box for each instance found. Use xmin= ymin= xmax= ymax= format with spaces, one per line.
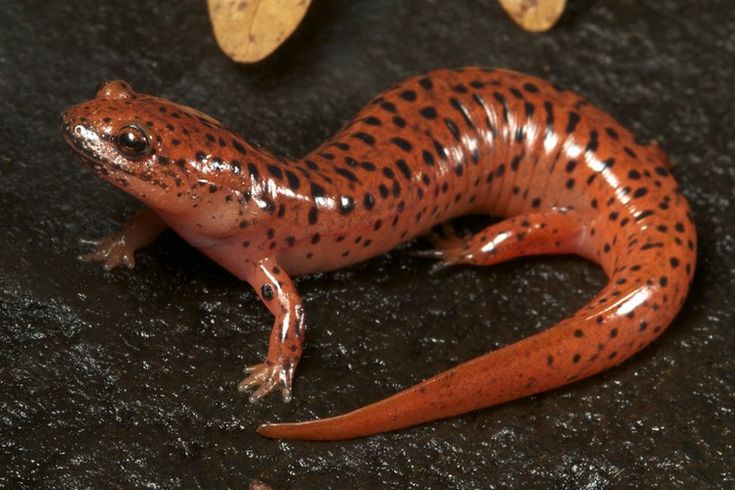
xmin=62 ymin=68 xmax=696 ymax=441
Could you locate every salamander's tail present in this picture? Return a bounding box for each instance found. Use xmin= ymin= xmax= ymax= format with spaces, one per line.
xmin=258 ymin=256 xmax=691 ymax=440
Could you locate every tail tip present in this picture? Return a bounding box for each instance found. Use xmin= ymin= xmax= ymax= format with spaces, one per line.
xmin=256 ymin=422 xmax=283 ymax=439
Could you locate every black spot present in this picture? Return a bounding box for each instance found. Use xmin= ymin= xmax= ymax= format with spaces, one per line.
xmin=531 ymin=197 xmax=542 ymax=208
xmin=419 ymin=107 xmax=438 ymax=119
xmin=399 ymin=89 xmax=417 ymax=101
xmin=392 ymin=181 xmax=401 ymax=197
xmin=285 ymin=170 xmax=300 ymax=190
xmin=266 ymin=164 xmax=283 ymax=179
xmin=382 ymin=167 xmax=395 ymax=179
xmin=308 ymin=206 xmax=318 ymax=225
xmin=511 ymin=155 xmax=522 ymax=171
xmin=566 ymin=111 xmax=581 ymax=133
xmin=391 ymin=137 xmax=413 ymax=152
xmin=305 ymin=159 xmax=319 ymax=170
xmin=339 ymin=195 xmax=355 ymax=214
xmin=454 ymin=164 xmax=464 ymax=176
xmin=444 ymin=119 xmax=461 ymax=140
xmin=543 ymin=101 xmax=554 ymax=128
xmin=393 ymin=115 xmax=407 ymax=127
xmin=659 ymin=276 xmax=668 ymax=287
xmin=378 ymin=184 xmax=389 ymax=198
xmin=395 ymin=159 xmax=412 ymax=180
xmin=373 ymin=220 xmax=382 ymax=231
xmin=493 ymin=92 xmax=509 ymax=122
xmin=380 ymin=101 xmax=397 ymax=113
xmin=422 ymin=150 xmax=435 ymax=166
xmin=566 ymin=178 xmax=576 ymax=189
xmin=635 ymin=210 xmax=655 ymax=221
xmin=495 ymin=164 xmax=506 ymax=177
xmin=523 ymin=82 xmax=539 ymax=93
xmin=310 ymin=183 xmax=327 ymax=199
xmin=524 ymin=101 xmax=535 ymax=118
xmin=352 ymin=132 xmax=376 ymax=145
xmin=450 ymin=98 xmax=475 ymax=128
xmin=565 ymin=160 xmax=576 ymax=173
xmin=628 ymin=169 xmax=642 ymax=180
xmin=261 ymin=283 xmax=275 ymax=300
xmin=655 ymin=166 xmax=670 ymax=177
xmin=585 ymin=130 xmax=599 ymax=152
xmin=419 ymin=77 xmax=433 ymax=90
xmin=195 ymin=151 xmax=207 ymax=162
xmin=311 ymin=234 xmax=321 ymax=244
xmin=433 ymin=140 xmax=448 ymax=159
xmin=247 ymin=163 xmax=260 ymax=180
xmin=363 ymin=116 xmax=382 ymax=126
xmin=633 ymin=187 xmax=649 ymax=198
xmin=361 ymin=161 xmax=376 ymax=171
xmin=572 ymin=353 xmax=581 ymax=363
xmin=610 ymin=328 xmax=618 ymax=338
xmin=670 ymin=257 xmax=680 ymax=268
xmin=452 ymin=83 xmax=468 ymax=93
xmin=574 ymin=329 xmax=584 ymax=338
xmin=335 ymin=167 xmax=359 ymax=182
xmin=624 ymin=146 xmax=638 ymax=158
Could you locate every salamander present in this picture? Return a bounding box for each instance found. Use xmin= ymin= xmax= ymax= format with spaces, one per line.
xmin=61 ymin=68 xmax=696 ymax=440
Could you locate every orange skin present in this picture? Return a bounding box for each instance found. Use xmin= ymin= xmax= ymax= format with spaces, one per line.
xmin=61 ymin=69 xmax=696 ymax=440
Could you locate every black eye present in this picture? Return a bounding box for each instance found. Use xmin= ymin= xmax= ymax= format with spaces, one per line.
xmin=116 ymin=125 xmax=152 ymax=159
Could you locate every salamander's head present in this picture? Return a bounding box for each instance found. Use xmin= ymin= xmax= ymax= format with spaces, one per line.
xmin=62 ymin=80 xmax=255 ymax=233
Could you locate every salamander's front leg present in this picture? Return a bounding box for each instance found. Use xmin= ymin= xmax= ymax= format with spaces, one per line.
xmin=239 ymin=258 xmax=305 ymax=403
xmin=80 ymin=208 xmax=166 ymax=270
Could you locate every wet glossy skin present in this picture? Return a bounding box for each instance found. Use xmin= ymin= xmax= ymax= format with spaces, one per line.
xmin=61 ymin=68 xmax=696 ymax=440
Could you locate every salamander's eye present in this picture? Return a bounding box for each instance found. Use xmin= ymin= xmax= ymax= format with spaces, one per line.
xmin=116 ymin=125 xmax=152 ymax=159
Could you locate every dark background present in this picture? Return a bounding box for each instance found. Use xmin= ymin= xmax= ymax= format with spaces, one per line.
xmin=1 ymin=1 xmax=733 ymax=488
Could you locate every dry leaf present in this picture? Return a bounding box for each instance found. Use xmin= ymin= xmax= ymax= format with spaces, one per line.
xmin=498 ymin=0 xmax=567 ymax=32
xmin=208 ymin=0 xmax=312 ymax=63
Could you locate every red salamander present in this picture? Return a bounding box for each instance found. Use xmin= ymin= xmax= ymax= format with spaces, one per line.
xmin=61 ymin=68 xmax=696 ymax=440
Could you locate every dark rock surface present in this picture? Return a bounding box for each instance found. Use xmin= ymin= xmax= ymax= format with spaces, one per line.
xmin=1 ymin=1 xmax=733 ymax=488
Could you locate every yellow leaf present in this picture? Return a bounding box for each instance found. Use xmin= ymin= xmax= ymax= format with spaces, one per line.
xmin=208 ymin=0 xmax=312 ymax=63
xmin=497 ymin=0 xmax=567 ymax=32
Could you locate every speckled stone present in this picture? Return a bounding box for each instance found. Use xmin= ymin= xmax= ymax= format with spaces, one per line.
xmin=0 ymin=0 xmax=733 ymax=488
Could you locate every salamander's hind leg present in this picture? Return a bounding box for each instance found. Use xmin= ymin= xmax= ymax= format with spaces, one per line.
xmin=417 ymin=210 xmax=586 ymax=268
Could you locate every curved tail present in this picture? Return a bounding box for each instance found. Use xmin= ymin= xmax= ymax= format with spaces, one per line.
xmin=259 ymin=226 xmax=694 ymax=440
